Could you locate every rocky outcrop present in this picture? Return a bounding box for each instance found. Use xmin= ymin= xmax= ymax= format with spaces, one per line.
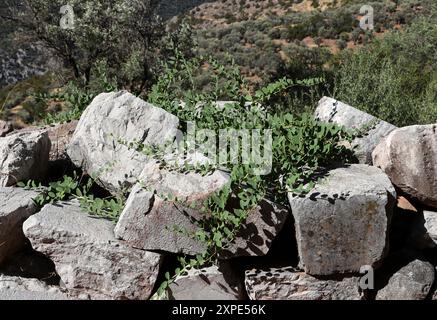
xmin=0 ymin=188 xmax=38 ymax=265
xmin=373 ymin=124 xmax=437 ymax=209
xmin=67 ymin=91 xmax=179 ymax=194
xmin=245 ymin=267 xmax=362 ymax=300
xmin=376 ymin=260 xmax=435 ymax=300
xmin=168 ymin=265 xmax=243 ymax=300
xmin=0 ymin=275 xmax=68 ymax=300
xmin=23 ymin=201 xmax=162 ymax=300
xmin=0 ymin=130 xmax=50 ymax=186
xmin=289 ymin=164 xmax=396 ymax=275
xmin=315 ymin=97 xmax=396 ymax=164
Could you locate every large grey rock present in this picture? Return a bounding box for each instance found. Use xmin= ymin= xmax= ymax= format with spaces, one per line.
xmin=115 ymin=166 xmax=288 ymax=257
xmin=245 ymin=267 xmax=362 ymax=300
xmin=168 ymin=265 xmax=243 ymax=300
xmin=289 ymin=164 xmax=396 ymax=276
xmin=114 ymin=165 xmax=230 ymax=255
xmin=376 ymin=260 xmax=435 ymax=300
xmin=23 ymin=201 xmax=162 ymax=300
xmin=315 ymin=97 xmax=396 ymax=164
xmin=373 ymin=124 xmax=437 ymax=209
xmin=67 ymin=91 xmax=179 ymax=194
xmin=115 ymin=187 xmax=207 ymax=256
xmin=0 ymin=130 xmax=51 ymax=186
xmin=0 ymin=275 xmax=68 ymax=300
xmin=0 ymin=188 xmax=38 ymax=265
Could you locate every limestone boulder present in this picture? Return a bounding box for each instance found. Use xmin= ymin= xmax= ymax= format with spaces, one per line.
xmin=245 ymin=267 xmax=362 ymax=300
xmin=289 ymin=164 xmax=396 ymax=275
xmin=23 ymin=201 xmax=162 ymax=300
xmin=315 ymin=97 xmax=396 ymax=164
xmin=115 ymin=166 xmax=288 ymax=257
xmin=67 ymin=91 xmax=179 ymax=194
xmin=0 ymin=130 xmax=50 ymax=186
xmin=0 ymin=275 xmax=68 ymax=300
xmin=0 ymin=187 xmax=38 ymax=265
xmin=168 ymin=265 xmax=244 ymax=300
xmin=114 ymin=164 xmax=230 ymax=255
xmin=376 ymin=259 xmax=435 ymax=300
xmin=373 ymin=124 xmax=437 ymax=208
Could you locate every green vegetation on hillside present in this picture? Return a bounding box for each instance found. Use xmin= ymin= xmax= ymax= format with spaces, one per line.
xmin=334 ymin=18 xmax=437 ymax=126
xmin=183 ymin=0 xmax=437 ymax=125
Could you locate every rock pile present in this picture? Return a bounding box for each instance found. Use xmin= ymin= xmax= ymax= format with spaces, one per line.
xmin=0 ymin=93 xmax=435 ymax=300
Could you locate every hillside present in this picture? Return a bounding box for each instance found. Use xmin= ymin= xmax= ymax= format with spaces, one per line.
xmin=180 ymin=0 xmax=434 ymax=87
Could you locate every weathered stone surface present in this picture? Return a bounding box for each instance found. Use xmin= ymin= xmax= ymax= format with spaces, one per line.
xmin=23 ymin=201 xmax=162 ymax=300
xmin=0 ymin=120 xmax=13 ymax=137
xmin=115 ymin=166 xmax=288 ymax=257
xmin=13 ymin=121 xmax=79 ymax=163
xmin=219 ymin=198 xmax=289 ymax=259
xmin=115 ymin=185 xmax=206 ymax=256
xmin=47 ymin=121 xmax=78 ymax=162
xmin=373 ymin=124 xmax=437 ymax=209
xmin=245 ymin=267 xmax=362 ymax=300
xmin=0 ymin=188 xmax=38 ymax=265
xmin=168 ymin=265 xmax=243 ymax=300
xmin=0 ymin=275 xmax=68 ymax=300
xmin=376 ymin=260 xmax=435 ymax=300
xmin=114 ymin=165 xmax=230 ymax=255
xmin=289 ymin=164 xmax=396 ymax=276
xmin=67 ymin=91 xmax=179 ymax=194
xmin=315 ymin=97 xmax=396 ymax=164
xmin=433 ymin=270 xmax=437 ymax=300
xmin=0 ymin=130 xmax=50 ymax=186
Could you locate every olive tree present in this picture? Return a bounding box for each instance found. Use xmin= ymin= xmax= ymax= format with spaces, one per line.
xmin=2 ymin=0 xmax=174 ymax=92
